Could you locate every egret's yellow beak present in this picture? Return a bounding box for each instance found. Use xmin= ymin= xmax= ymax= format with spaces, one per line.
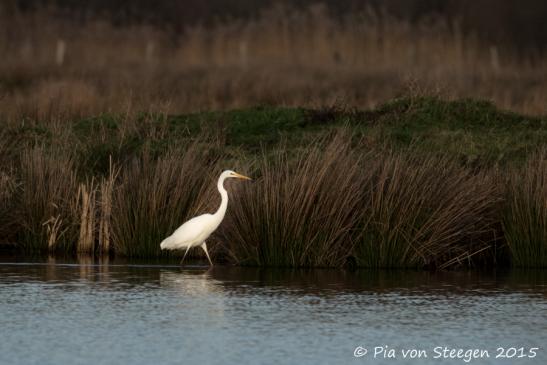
xmin=233 ymin=172 xmax=252 ymax=180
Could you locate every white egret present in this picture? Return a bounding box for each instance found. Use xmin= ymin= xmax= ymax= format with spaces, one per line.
xmin=160 ymin=170 xmax=252 ymax=265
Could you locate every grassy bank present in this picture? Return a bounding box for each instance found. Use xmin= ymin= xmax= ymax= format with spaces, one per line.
xmin=0 ymin=96 xmax=546 ymax=268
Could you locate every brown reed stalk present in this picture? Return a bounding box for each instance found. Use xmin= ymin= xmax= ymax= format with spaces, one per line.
xmin=77 ymin=181 xmax=97 ymax=254
xmin=43 ymin=214 xmax=64 ymax=251
xmin=98 ymin=157 xmax=118 ymax=254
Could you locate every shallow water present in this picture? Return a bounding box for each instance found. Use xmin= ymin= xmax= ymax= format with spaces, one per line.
xmin=0 ymin=258 xmax=546 ymax=365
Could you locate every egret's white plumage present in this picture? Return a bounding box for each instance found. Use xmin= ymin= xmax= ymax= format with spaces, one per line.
xmin=160 ymin=170 xmax=251 ymax=265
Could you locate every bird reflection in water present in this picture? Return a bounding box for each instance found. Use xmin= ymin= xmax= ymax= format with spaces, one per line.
xmin=159 ymin=269 xmax=227 ymax=320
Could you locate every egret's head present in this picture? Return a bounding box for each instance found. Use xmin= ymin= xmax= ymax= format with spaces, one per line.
xmin=223 ymin=170 xmax=252 ymax=181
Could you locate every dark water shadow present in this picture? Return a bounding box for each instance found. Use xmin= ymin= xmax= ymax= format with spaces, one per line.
xmin=1 ymin=255 xmax=546 ymax=297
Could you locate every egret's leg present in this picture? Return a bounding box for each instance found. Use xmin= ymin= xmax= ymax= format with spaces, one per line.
xmin=201 ymin=242 xmax=213 ymax=266
xmin=180 ymin=245 xmax=192 ymax=265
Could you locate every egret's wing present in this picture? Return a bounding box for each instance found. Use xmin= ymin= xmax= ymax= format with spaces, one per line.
xmin=169 ymin=214 xmax=213 ymax=245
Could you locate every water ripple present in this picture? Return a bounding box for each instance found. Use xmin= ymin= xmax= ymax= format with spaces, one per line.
xmin=0 ymin=261 xmax=546 ymax=364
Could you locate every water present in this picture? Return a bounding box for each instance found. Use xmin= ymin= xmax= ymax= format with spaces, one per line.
xmin=0 ymin=258 xmax=546 ymax=365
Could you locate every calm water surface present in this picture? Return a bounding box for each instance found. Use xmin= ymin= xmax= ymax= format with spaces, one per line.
xmin=0 ymin=257 xmax=546 ymax=365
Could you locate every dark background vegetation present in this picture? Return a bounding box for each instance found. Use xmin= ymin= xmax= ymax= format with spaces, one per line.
xmin=8 ymin=0 xmax=547 ymax=53
xmin=1 ymin=0 xmax=546 ymax=115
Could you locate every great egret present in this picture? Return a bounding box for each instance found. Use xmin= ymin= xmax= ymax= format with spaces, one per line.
xmin=160 ymin=170 xmax=252 ymax=265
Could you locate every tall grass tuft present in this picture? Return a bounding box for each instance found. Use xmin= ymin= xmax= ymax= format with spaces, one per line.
xmin=220 ymin=138 xmax=499 ymax=268
xmin=98 ymin=161 xmax=117 ymax=254
xmin=356 ymin=153 xmax=499 ymax=269
xmin=502 ymin=150 xmax=547 ymax=267
xmin=0 ymin=170 xmax=18 ymax=243
xmin=219 ymin=134 xmax=366 ymax=267
xmin=17 ymin=148 xmax=80 ymax=252
xmin=77 ymin=181 xmax=97 ymax=254
xmin=0 ymin=133 xmax=18 ymax=243
xmin=110 ymin=143 xmax=220 ymax=257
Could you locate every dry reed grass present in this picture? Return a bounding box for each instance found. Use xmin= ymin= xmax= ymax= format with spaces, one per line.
xmin=0 ymin=134 xmax=18 ymax=242
xmin=110 ymin=142 xmax=221 ymax=257
xmin=77 ymin=181 xmax=97 ymax=254
xmin=219 ymin=133 xmax=365 ymax=267
xmin=98 ymin=161 xmax=116 ymax=254
xmin=1 ymin=4 xmax=546 ymax=118
xmin=502 ymin=150 xmax=547 ymax=267
xmin=356 ymin=152 xmax=500 ymax=268
xmin=17 ymin=147 xmax=79 ymax=252
xmin=0 ymin=126 xmax=545 ymax=267
xmin=219 ymin=135 xmax=502 ymax=268
xmin=0 ymin=170 xmax=18 ymax=242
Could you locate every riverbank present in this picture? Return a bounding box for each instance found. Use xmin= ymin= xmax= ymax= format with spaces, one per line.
xmin=0 ymin=96 xmax=546 ymax=268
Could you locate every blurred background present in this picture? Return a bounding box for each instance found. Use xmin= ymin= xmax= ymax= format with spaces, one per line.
xmin=1 ymin=0 xmax=546 ymax=118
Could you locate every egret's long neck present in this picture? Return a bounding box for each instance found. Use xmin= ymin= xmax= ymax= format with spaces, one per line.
xmin=214 ymin=175 xmax=229 ymax=221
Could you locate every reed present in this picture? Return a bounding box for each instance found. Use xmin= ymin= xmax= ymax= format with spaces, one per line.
xmin=502 ymin=150 xmax=547 ymax=267
xmin=0 ymin=170 xmax=18 ymax=243
xmin=16 ymin=147 xmax=80 ymax=252
xmin=219 ymin=134 xmax=367 ymax=267
xmin=77 ymin=181 xmax=97 ymax=254
xmin=110 ymin=143 xmax=220 ymax=257
xmin=220 ymin=137 xmax=500 ymax=269
xmin=0 ymin=133 xmax=18 ymax=243
xmin=355 ymin=152 xmax=500 ymax=268
xmin=98 ymin=161 xmax=117 ymax=254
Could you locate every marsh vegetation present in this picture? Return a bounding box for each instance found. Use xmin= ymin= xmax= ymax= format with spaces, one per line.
xmin=0 ymin=97 xmax=545 ymax=268
xmin=1 ymin=3 xmax=546 ymax=268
